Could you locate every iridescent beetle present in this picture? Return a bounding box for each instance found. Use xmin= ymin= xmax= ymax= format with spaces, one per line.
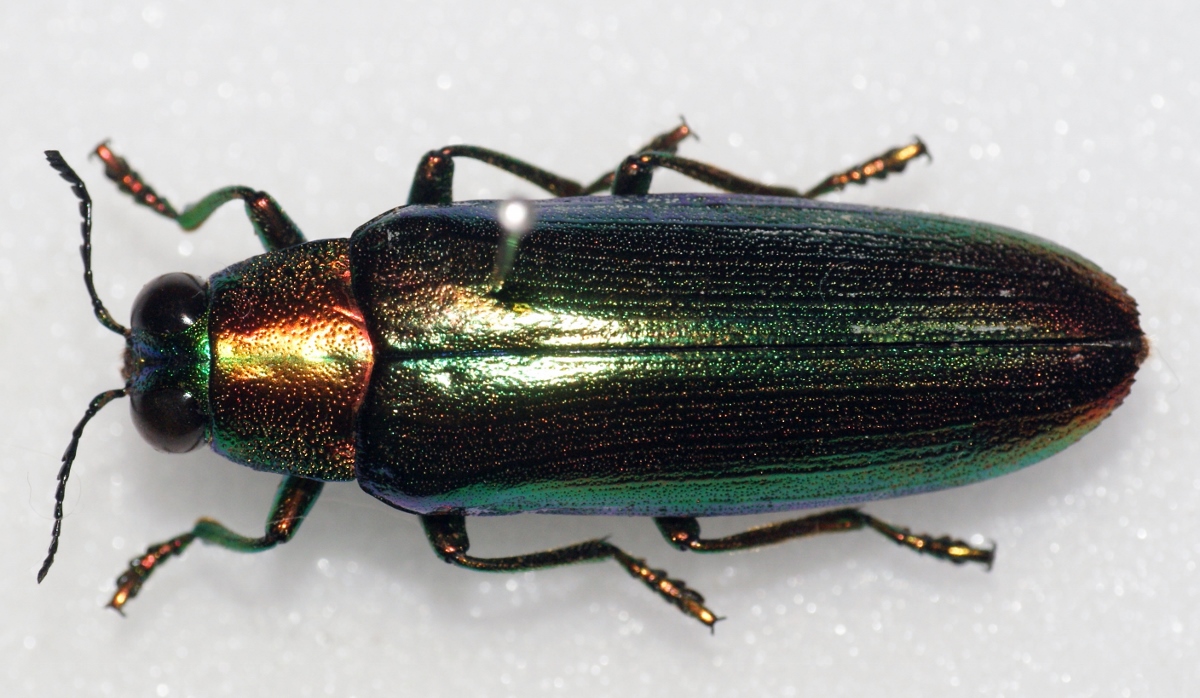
xmin=41 ymin=122 xmax=1145 ymax=628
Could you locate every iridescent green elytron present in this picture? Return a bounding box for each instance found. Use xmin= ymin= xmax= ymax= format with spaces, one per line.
xmin=41 ymin=124 xmax=1144 ymax=629
xmin=351 ymin=195 xmax=1143 ymax=517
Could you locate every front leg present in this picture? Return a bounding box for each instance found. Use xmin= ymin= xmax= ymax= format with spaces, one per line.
xmin=108 ymin=476 xmax=323 ymax=612
xmin=421 ymin=514 xmax=720 ymax=630
xmin=93 ymin=142 xmax=306 ymax=251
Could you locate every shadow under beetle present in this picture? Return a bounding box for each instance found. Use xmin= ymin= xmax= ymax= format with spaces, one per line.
xmin=40 ymin=122 xmax=1145 ymax=629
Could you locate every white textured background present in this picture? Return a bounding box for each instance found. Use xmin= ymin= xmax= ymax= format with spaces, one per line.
xmin=2 ymin=2 xmax=1197 ymax=696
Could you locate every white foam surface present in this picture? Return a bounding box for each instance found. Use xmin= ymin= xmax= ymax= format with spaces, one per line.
xmin=1 ymin=3 xmax=1197 ymax=696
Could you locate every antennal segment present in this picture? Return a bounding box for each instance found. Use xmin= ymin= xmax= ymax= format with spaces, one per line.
xmin=37 ymin=388 xmax=128 ymax=582
xmin=45 ymin=150 xmax=129 ymax=337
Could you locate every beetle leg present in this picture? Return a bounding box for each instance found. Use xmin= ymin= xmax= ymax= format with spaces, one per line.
xmin=611 ymin=151 xmax=804 ymax=197
xmin=92 ymin=142 xmax=306 ymax=251
xmin=421 ymin=514 xmax=721 ymax=630
xmin=609 ymin=137 xmax=930 ymax=198
xmin=408 ymin=145 xmax=586 ymax=204
xmin=579 ymin=119 xmax=696 ymax=194
xmin=108 ymin=476 xmax=323 ymax=613
xmin=407 ymin=121 xmax=696 ymax=204
xmin=654 ymin=509 xmax=995 ymax=568
xmin=802 ymin=138 xmax=930 ymax=198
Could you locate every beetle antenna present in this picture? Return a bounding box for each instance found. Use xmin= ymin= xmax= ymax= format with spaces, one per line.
xmin=38 ymin=388 xmax=128 ymax=582
xmin=45 ymin=150 xmax=130 ymax=337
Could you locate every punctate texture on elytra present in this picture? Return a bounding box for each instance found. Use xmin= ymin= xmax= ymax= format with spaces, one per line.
xmin=348 ymin=194 xmax=1144 ymax=516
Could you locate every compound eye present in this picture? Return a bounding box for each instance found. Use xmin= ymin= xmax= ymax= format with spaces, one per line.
xmin=131 ymin=273 xmax=208 ymax=334
xmin=130 ymin=387 xmax=207 ymax=453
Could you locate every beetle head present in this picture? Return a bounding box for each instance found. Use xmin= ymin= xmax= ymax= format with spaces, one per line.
xmin=125 ymin=272 xmax=212 ymax=454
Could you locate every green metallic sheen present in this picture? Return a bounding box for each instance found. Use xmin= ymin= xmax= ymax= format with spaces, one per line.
xmin=125 ymin=314 xmax=212 ymax=425
xmin=348 ymin=194 xmax=1144 ymax=516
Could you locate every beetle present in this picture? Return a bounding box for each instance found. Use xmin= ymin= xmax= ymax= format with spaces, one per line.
xmin=40 ymin=122 xmax=1145 ymax=629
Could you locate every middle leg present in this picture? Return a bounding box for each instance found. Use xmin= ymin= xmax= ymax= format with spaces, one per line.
xmin=421 ymin=514 xmax=720 ymax=629
xmin=406 ymin=121 xmax=695 ymax=205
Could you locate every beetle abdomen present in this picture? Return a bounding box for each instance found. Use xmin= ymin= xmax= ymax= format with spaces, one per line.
xmin=349 ymin=194 xmax=1144 ymax=516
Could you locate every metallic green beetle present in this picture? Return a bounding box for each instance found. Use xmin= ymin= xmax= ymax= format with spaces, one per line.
xmin=41 ymin=123 xmax=1144 ymax=628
